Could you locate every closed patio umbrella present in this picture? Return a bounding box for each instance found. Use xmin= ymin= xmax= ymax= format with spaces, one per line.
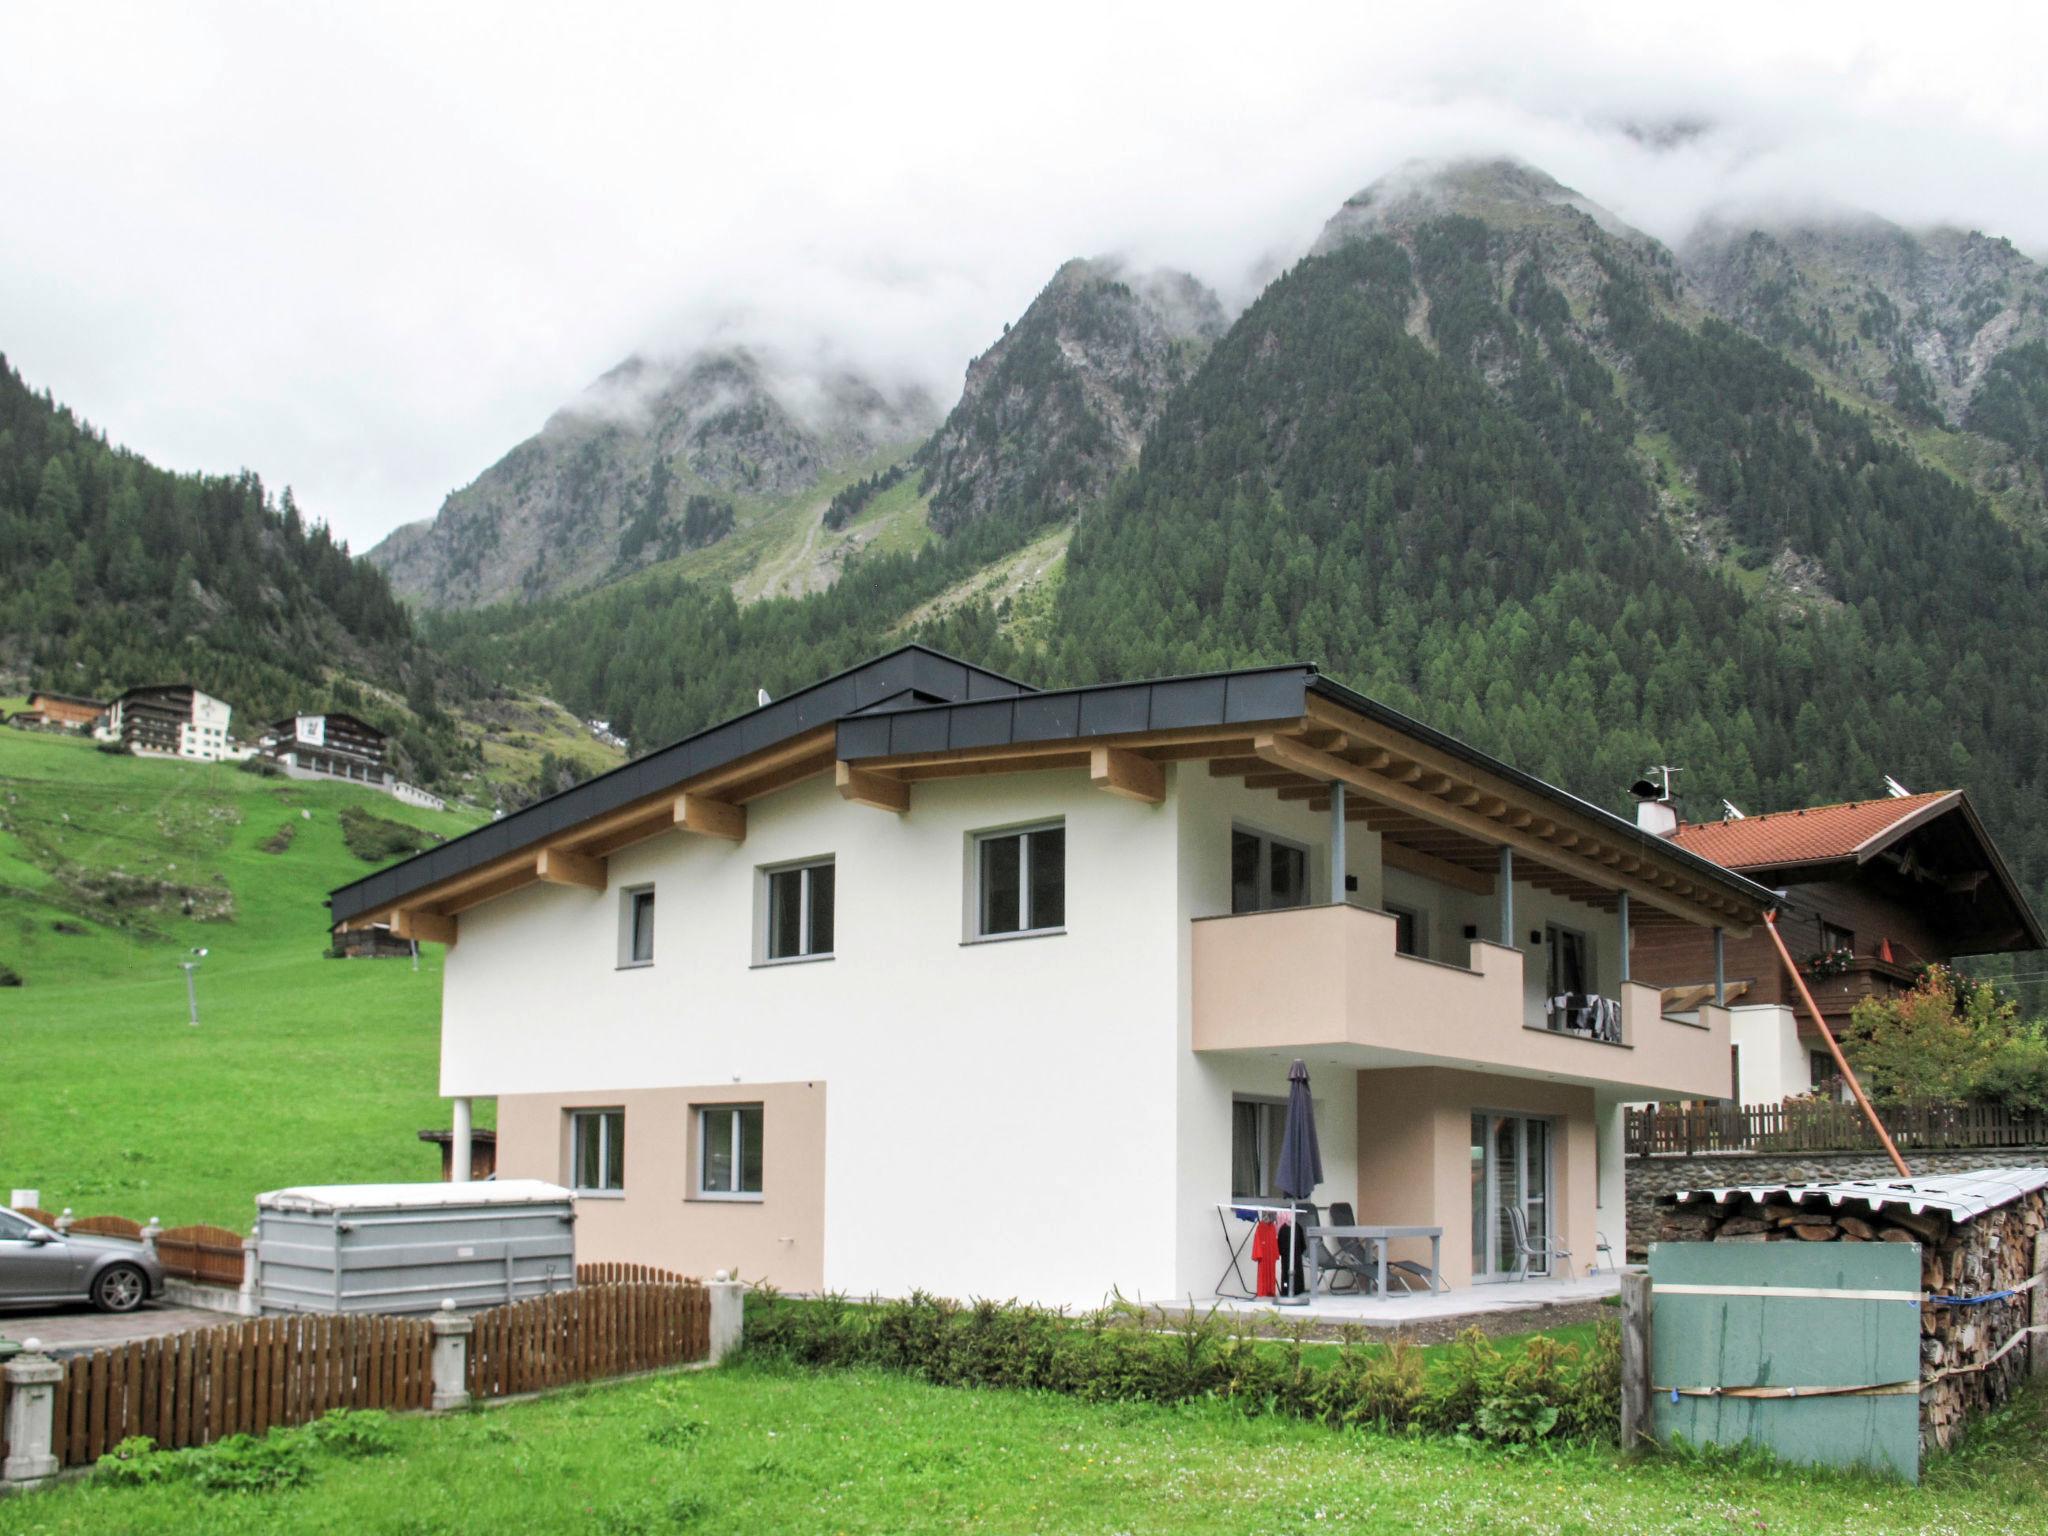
xmin=1274 ymin=1059 xmax=1323 ymax=1302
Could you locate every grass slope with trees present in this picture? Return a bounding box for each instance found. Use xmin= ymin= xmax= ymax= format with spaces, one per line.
xmin=0 ymin=721 xmax=488 ymax=1226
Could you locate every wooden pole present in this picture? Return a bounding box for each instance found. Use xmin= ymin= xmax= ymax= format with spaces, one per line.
xmin=1620 ymin=1269 xmax=1652 ymax=1454
xmin=2032 ymin=1231 xmax=2048 ymax=1381
xmin=1761 ymin=910 xmax=1910 ymax=1178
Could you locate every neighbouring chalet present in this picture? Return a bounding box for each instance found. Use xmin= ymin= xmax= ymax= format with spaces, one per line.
xmin=26 ymin=691 xmax=106 ymax=729
xmin=328 ymin=645 xmax=1772 ymax=1306
xmin=100 ymin=684 xmax=233 ymax=762
xmin=265 ymin=712 xmax=390 ymax=786
xmin=1633 ymin=791 xmax=2043 ymax=1105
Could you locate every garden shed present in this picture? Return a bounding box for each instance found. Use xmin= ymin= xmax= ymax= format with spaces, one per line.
xmin=1653 ymin=1166 xmax=2048 ymax=1468
xmin=253 ymin=1180 xmax=576 ymax=1316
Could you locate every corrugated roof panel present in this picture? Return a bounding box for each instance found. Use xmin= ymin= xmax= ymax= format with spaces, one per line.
xmin=1671 ymin=1166 xmax=2048 ymax=1224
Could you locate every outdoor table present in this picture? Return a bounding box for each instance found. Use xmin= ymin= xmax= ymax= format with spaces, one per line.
xmin=1305 ymin=1223 xmax=1447 ymax=1297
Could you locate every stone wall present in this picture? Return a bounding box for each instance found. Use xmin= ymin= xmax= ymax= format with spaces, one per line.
xmin=1626 ymin=1146 xmax=2048 ymax=1255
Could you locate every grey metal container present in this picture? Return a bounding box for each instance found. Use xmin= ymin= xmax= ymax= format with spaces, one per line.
xmin=253 ymin=1180 xmax=576 ymax=1316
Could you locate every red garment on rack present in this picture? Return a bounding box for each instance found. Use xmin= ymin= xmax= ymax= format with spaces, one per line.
xmin=1251 ymin=1220 xmax=1280 ymax=1297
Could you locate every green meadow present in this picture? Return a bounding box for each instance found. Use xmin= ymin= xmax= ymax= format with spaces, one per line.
xmin=0 ymin=720 xmax=487 ymax=1228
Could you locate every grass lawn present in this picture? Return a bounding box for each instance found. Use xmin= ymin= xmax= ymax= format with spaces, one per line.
xmin=3 ymin=1362 xmax=2044 ymax=1534
xmin=0 ymin=727 xmax=487 ymax=1227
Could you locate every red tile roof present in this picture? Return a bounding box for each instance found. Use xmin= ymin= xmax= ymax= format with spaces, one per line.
xmin=1668 ymin=791 xmax=1958 ymax=871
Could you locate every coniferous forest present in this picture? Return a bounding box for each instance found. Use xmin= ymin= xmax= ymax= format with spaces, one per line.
xmin=0 ymin=356 xmax=473 ymax=785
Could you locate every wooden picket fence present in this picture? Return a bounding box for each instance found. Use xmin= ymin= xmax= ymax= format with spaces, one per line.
xmin=46 ymin=1313 xmax=433 ymax=1468
xmin=575 ymin=1260 xmax=694 ymax=1286
xmin=5 ymin=1206 xmax=249 ymax=1286
xmin=468 ymin=1281 xmax=709 ymax=1399
xmin=154 ymin=1224 xmax=249 ymax=1286
xmin=1627 ymin=1100 xmax=2048 ymax=1157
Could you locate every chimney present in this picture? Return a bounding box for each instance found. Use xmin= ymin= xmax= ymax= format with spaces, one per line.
xmin=1629 ymin=767 xmax=1680 ymax=838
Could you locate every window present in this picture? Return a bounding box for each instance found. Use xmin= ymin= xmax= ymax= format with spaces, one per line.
xmin=1820 ymin=921 xmax=1855 ymax=956
xmin=0 ymin=1210 xmax=39 ymax=1241
xmin=1545 ymin=924 xmax=1591 ymax=998
xmin=764 ymin=859 xmax=835 ymax=961
xmin=699 ymin=1104 xmax=763 ymax=1198
xmin=1230 ymin=828 xmax=1311 ymax=914
xmin=621 ymin=887 xmax=655 ymax=967
xmin=570 ymin=1109 xmax=624 ymax=1193
xmin=1387 ymin=903 xmax=1424 ymax=958
xmin=1230 ymin=1097 xmax=1287 ymax=1200
xmin=974 ymin=822 xmax=1064 ymax=938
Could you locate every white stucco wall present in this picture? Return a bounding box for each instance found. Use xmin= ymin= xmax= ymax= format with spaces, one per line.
xmin=1728 ymin=1004 xmax=1808 ymax=1104
xmin=442 ymin=768 xmax=1187 ymax=1310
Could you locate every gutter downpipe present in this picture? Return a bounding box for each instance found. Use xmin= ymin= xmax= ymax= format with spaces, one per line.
xmin=1762 ymin=909 xmax=1910 ymax=1178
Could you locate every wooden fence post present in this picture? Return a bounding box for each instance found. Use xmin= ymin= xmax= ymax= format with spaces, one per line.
xmin=2031 ymin=1232 xmax=2048 ymax=1382
xmin=1620 ymin=1270 xmax=1653 ymax=1455
xmin=2 ymin=1347 xmax=64 ymax=1489
xmin=430 ymin=1301 xmax=473 ymax=1412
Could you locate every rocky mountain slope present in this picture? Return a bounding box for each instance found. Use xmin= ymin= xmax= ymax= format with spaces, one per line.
xmin=367 ymin=349 xmax=939 ymax=608
xmin=1681 ymin=212 xmax=2048 ymax=518
xmin=915 ymin=258 xmax=1226 ymax=536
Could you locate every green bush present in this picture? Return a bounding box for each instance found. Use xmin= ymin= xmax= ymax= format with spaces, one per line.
xmin=741 ymin=1292 xmax=1619 ymax=1446
xmin=0 ymin=961 xmax=20 ymax=987
xmin=93 ymin=1408 xmax=397 ymax=1493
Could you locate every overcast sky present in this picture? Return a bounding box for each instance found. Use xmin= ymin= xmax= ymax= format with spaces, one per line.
xmin=4 ymin=2 xmax=2046 ymax=552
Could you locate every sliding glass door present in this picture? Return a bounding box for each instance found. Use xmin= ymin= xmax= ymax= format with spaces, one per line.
xmin=1469 ymin=1112 xmax=1554 ymax=1279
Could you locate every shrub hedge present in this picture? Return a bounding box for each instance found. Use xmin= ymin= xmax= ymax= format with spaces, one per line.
xmin=742 ymin=1292 xmax=1619 ymax=1446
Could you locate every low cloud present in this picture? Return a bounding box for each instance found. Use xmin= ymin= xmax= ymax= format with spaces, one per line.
xmin=2 ymin=1 xmax=2043 ymax=549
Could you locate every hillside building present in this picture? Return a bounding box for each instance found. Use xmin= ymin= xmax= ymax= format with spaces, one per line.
xmin=332 ymin=646 xmax=1771 ymax=1307
xmin=26 ymin=691 xmax=106 ymax=729
xmin=265 ymin=713 xmax=391 ymax=786
xmin=100 ymin=685 xmax=233 ymax=762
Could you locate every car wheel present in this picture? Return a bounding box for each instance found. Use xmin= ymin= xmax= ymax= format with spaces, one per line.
xmin=92 ymin=1263 xmax=148 ymax=1314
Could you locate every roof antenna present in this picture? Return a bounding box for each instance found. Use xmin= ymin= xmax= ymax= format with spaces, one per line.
xmin=1882 ymin=774 xmax=1912 ymax=799
xmin=1720 ymin=799 xmax=1745 ymax=821
xmin=757 ymin=689 xmax=772 ymax=707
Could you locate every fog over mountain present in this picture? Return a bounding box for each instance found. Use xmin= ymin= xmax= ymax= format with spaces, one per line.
xmin=3 ymin=2 xmax=2045 ymax=548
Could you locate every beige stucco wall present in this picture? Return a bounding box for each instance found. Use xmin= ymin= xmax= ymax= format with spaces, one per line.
xmin=497 ymin=1081 xmax=828 ymax=1293
xmin=1355 ymin=1068 xmax=1596 ymax=1289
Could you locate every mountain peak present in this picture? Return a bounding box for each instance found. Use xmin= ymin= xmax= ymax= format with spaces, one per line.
xmin=1312 ymin=156 xmax=1646 ymax=254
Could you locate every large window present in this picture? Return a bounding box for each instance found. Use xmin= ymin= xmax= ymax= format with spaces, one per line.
xmin=1544 ymin=924 xmax=1590 ymax=998
xmin=699 ymin=1104 xmax=764 ymax=1199
xmin=1230 ymin=828 xmax=1309 ymax=914
xmin=1230 ymin=1097 xmax=1287 ymax=1200
xmin=570 ymin=1108 xmax=624 ymax=1194
xmin=974 ymin=822 xmax=1065 ymax=938
xmin=620 ymin=887 xmax=656 ymax=967
xmin=764 ymin=859 xmax=835 ymax=961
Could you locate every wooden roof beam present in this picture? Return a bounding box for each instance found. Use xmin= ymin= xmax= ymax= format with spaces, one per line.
xmin=392 ymin=908 xmax=456 ymax=947
xmin=837 ymin=762 xmax=910 ymax=813
xmin=535 ymin=847 xmax=606 ymax=892
xmin=676 ymin=794 xmax=746 ymax=840
xmin=1091 ymin=745 xmax=1165 ymax=804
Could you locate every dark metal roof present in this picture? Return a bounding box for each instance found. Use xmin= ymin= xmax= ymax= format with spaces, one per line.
xmin=331 ymin=647 xmax=1774 ymax=924
xmin=838 ymin=665 xmax=1776 ymax=910
xmin=327 ymin=645 xmax=1033 ymax=924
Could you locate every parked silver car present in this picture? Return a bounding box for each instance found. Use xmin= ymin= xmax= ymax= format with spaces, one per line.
xmin=0 ymin=1208 xmax=165 ymax=1313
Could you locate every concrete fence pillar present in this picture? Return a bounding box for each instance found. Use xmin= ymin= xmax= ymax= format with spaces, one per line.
xmin=430 ymin=1300 xmax=473 ymax=1411
xmin=3 ymin=1348 xmax=64 ymax=1489
xmin=239 ymin=1235 xmax=261 ymax=1317
xmin=708 ymin=1271 xmax=744 ymax=1365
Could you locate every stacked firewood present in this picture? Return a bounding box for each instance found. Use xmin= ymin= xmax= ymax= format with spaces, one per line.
xmin=1657 ymin=1188 xmax=2046 ymax=1450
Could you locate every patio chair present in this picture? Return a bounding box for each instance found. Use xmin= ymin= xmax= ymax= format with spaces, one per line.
xmin=1505 ymin=1206 xmax=1573 ymax=1281
xmin=1301 ymin=1202 xmax=1366 ymax=1293
xmin=1323 ymin=1201 xmax=1445 ymax=1294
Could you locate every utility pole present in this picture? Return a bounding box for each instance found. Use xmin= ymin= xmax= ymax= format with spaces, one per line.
xmin=178 ymin=948 xmax=207 ymax=1027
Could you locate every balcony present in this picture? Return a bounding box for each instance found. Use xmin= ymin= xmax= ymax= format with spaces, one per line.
xmin=1191 ymin=904 xmax=1731 ymax=1098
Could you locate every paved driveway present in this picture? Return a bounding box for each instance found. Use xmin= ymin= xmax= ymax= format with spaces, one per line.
xmin=0 ymin=1302 xmax=226 ymax=1356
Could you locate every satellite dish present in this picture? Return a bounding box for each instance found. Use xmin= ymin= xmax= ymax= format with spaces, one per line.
xmin=756 ymin=689 xmax=772 ymax=707
xmin=1721 ymin=799 xmax=1746 ymax=821
xmin=1883 ymin=775 xmax=1913 ymax=799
